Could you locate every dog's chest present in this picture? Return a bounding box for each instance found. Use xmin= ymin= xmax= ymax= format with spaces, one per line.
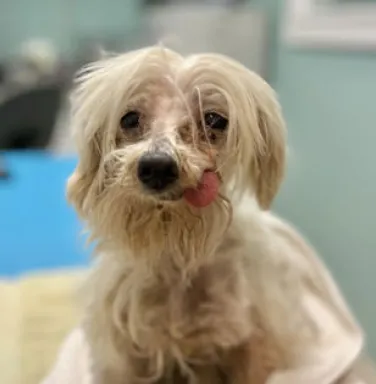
xmin=132 ymin=260 xmax=252 ymax=360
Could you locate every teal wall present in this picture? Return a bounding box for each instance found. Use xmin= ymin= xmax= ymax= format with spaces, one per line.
xmin=277 ymin=49 xmax=376 ymax=359
xmin=252 ymin=0 xmax=376 ymax=357
xmin=0 ymin=0 xmax=140 ymax=59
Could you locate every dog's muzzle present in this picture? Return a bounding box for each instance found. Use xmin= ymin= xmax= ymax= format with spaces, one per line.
xmin=137 ymin=151 xmax=179 ymax=192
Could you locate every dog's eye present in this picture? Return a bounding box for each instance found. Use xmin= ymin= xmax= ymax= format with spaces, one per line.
xmin=204 ymin=112 xmax=228 ymax=130
xmin=120 ymin=111 xmax=140 ymax=130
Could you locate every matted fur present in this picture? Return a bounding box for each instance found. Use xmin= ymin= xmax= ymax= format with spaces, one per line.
xmin=60 ymin=46 xmax=364 ymax=384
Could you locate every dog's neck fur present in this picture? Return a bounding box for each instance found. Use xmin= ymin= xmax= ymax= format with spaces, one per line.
xmin=87 ymin=201 xmax=255 ymax=377
xmin=93 ymin=196 xmax=234 ymax=283
xmin=85 ymin=200 xmax=307 ymax=382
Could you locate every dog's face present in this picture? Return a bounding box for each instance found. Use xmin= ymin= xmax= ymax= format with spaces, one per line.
xmin=67 ymin=47 xmax=286 ymax=255
xmin=103 ymin=69 xmax=229 ymax=204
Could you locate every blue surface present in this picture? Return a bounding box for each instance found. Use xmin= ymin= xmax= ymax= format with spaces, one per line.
xmin=0 ymin=152 xmax=90 ymax=276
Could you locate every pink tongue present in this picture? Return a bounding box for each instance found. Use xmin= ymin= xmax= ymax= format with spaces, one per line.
xmin=183 ymin=171 xmax=219 ymax=208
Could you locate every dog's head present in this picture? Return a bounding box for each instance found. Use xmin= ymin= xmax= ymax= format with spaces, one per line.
xmin=67 ymin=47 xmax=286 ymax=256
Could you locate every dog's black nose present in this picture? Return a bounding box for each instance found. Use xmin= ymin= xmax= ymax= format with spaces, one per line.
xmin=137 ymin=152 xmax=179 ymax=191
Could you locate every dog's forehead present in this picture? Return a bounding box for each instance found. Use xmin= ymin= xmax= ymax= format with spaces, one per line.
xmin=153 ymin=94 xmax=183 ymax=114
xmin=124 ymin=54 xmax=208 ymax=96
xmin=130 ymin=81 xmax=187 ymax=119
xmin=119 ymin=52 xmax=232 ymax=119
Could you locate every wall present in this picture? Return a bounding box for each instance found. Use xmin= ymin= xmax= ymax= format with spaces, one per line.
xmin=0 ymin=0 xmax=140 ymax=59
xmin=252 ymin=0 xmax=376 ymax=357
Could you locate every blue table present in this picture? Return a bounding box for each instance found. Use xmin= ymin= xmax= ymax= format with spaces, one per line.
xmin=0 ymin=152 xmax=90 ymax=276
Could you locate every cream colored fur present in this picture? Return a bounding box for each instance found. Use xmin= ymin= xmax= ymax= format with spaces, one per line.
xmin=43 ymin=46 xmax=365 ymax=383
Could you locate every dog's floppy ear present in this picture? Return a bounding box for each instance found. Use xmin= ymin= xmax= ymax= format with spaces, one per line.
xmin=66 ymin=136 xmax=101 ymax=218
xmin=244 ymin=74 xmax=286 ymax=209
xmin=66 ymin=61 xmax=109 ymax=218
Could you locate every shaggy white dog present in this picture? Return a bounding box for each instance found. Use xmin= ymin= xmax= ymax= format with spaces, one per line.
xmin=43 ymin=46 xmax=365 ymax=384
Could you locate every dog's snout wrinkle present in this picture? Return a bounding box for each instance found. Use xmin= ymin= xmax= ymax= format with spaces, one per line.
xmin=137 ymin=151 xmax=179 ymax=192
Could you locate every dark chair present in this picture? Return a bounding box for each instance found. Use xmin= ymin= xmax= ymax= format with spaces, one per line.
xmin=0 ymin=85 xmax=62 ymax=150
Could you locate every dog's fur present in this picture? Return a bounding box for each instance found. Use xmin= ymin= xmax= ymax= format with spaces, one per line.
xmin=55 ymin=47 xmax=364 ymax=383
